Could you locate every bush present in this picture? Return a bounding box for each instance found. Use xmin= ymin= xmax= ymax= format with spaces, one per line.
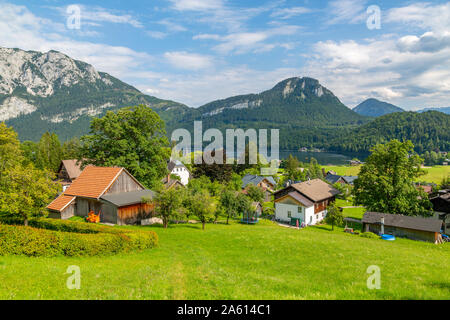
xmin=360 ymin=232 xmax=380 ymax=239
xmin=0 ymin=218 xmax=158 ymax=257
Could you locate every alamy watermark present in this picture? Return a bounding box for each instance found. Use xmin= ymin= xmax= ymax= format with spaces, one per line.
xmin=66 ymin=5 xmax=81 ymax=30
xmin=171 ymin=121 xmax=280 ymax=176
xmin=366 ymin=265 xmax=381 ymax=290
xmin=66 ymin=265 xmax=81 ymax=290
xmin=366 ymin=5 xmax=381 ymax=30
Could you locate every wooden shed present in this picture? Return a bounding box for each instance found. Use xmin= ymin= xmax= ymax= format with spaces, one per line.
xmin=362 ymin=212 xmax=443 ymax=243
xmin=47 ymin=166 xmax=155 ymax=225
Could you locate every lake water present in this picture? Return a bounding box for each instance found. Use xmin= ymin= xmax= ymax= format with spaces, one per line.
xmin=279 ymin=151 xmax=369 ymax=166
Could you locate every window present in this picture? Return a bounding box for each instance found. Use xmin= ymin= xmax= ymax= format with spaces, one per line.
xmin=298 ymin=207 xmax=302 ymax=213
xmin=287 ymin=211 xmax=292 ymax=218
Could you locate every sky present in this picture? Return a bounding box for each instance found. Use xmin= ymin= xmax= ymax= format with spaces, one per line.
xmin=0 ymin=0 xmax=449 ymax=109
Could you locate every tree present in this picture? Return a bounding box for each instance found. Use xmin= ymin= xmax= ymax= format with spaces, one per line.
xmin=36 ymin=132 xmax=64 ymax=172
xmin=152 ymin=187 xmax=185 ymax=228
xmin=79 ymin=105 xmax=171 ymax=189
xmin=245 ymin=184 xmax=265 ymax=203
xmin=353 ymin=140 xmax=432 ymax=217
xmin=193 ymin=149 xmax=233 ymax=182
xmin=440 ymin=175 xmax=450 ymax=190
xmin=0 ymin=164 xmax=60 ymax=225
xmin=62 ymin=137 xmax=82 ymax=159
xmin=187 ymin=190 xmax=216 ymax=230
xmin=220 ymin=189 xmax=238 ymax=224
xmin=0 ymin=124 xmax=59 ymax=225
xmin=325 ymin=202 xmax=344 ymax=231
xmin=235 ymin=192 xmax=253 ymax=220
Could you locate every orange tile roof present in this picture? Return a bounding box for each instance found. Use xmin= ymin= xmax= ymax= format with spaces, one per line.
xmin=47 ymin=194 xmax=76 ymax=212
xmin=64 ymin=166 xmax=123 ymax=199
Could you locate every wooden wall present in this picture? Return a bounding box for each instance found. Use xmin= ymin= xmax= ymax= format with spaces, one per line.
xmin=106 ymin=171 xmax=144 ymax=195
xmin=118 ymin=203 xmax=154 ymax=225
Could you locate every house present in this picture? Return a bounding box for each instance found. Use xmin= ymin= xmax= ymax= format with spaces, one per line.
xmin=168 ymin=160 xmax=191 ymax=186
xmin=361 ymin=212 xmax=443 ymax=243
xmin=56 ymin=160 xmax=83 ymax=191
xmin=274 ymin=179 xmax=340 ymax=226
xmin=162 ymin=175 xmax=185 ymax=190
xmin=430 ymin=189 xmax=450 ymax=235
xmin=47 ymin=166 xmax=154 ymax=225
xmin=325 ymin=173 xmax=358 ymax=185
xmin=242 ymin=174 xmax=277 ymax=202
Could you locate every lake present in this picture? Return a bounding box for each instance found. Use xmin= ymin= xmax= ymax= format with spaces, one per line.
xmin=279 ymin=151 xmax=369 ymax=166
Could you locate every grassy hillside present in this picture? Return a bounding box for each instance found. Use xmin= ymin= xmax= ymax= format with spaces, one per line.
xmin=1 ymin=221 xmax=448 ymax=299
xmin=324 ymin=165 xmax=450 ymax=184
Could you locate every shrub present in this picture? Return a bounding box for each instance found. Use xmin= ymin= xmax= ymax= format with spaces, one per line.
xmin=360 ymin=232 xmax=380 ymax=239
xmin=0 ymin=218 xmax=158 ymax=257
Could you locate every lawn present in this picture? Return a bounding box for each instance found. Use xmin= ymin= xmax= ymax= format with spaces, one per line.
xmin=0 ymin=220 xmax=449 ymax=300
xmin=323 ymin=165 xmax=450 ymax=184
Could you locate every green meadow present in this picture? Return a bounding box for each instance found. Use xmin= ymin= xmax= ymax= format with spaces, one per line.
xmin=1 ymin=220 xmax=448 ymax=300
xmin=323 ymin=165 xmax=450 ymax=184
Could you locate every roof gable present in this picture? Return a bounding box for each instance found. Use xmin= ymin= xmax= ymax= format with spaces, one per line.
xmin=59 ymin=160 xmax=83 ymax=180
xmin=47 ymin=194 xmax=76 ymax=212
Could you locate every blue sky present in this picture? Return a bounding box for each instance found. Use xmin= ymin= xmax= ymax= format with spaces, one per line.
xmin=1 ymin=0 xmax=449 ymax=109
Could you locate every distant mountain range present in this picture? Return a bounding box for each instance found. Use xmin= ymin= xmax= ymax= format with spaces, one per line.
xmin=1 ymin=47 xmax=448 ymax=153
xmin=417 ymin=107 xmax=450 ymax=115
xmin=353 ymin=98 xmax=404 ymax=117
xmin=0 ymin=47 xmax=189 ymax=141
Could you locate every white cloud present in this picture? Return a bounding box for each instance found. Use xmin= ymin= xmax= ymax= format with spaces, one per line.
xmin=194 ymin=25 xmax=302 ymax=54
xmin=169 ymin=0 xmax=224 ymax=11
xmin=164 ymin=51 xmax=214 ymax=70
xmin=326 ymin=0 xmax=367 ymax=25
xmin=0 ymin=3 xmax=152 ymax=80
xmin=271 ymin=7 xmax=312 ymax=19
xmin=386 ymin=2 xmax=450 ymax=33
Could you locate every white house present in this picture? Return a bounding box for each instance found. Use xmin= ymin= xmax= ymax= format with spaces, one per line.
xmin=274 ymin=179 xmax=340 ymax=226
xmin=168 ymin=160 xmax=191 ymax=186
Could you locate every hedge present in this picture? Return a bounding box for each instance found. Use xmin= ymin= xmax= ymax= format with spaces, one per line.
xmin=0 ymin=218 xmax=158 ymax=257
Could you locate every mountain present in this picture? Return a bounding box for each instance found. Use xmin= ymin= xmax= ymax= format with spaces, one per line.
xmin=416 ymin=107 xmax=450 ymax=115
xmin=0 ymin=47 xmax=189 ymax=141
xmin=327 ymin=111 xmax=450 ymax=154
xmin=353 ymin=98 xmax=404 ymax=117
xmin=171 ymin=77 xmax=370 ymax=149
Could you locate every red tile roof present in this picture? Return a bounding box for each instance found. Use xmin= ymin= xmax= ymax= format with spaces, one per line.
xmin=64 ymin=166 xmax=123 ymax=199
xmin=47 ymin=194 xmax=76 ymax=212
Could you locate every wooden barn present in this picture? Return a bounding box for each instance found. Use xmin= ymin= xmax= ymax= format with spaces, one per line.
xmin=47 ymin=166 xmax=155 ymax=225
xmin=362 ymin=212 xmax=443 ymax=243
xmin=56 ymin=160 xmax=83 ymax=191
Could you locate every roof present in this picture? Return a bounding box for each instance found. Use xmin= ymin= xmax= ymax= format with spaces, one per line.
xmin=342 ymin=176 xmax=358 ymax=184
xmin=325 ymin=174 xmax=343 ymax=184
xmin=47 ymin=194 xmax=76 ymax=212
xmin=101 ymin=190 xmax=155 ymax=207
xmin=162 ymin=176 xmax=185 ymax=189
xmin=362 ymin=212 xmax=442 ymax=233
xmin=168 ymin=160 xmax=187 ymax=172
xmin=64 ymin=166 xmax=126 ymax=199
xmin=290 ymin=179 xmax=341 ymax=202
xmin=242 ymin=174 xmax=276 ymax=189
xmin=59 ymin=160 xmax=83 ymax=180
xmin=285 ymin=191 xmax=315 ymax=207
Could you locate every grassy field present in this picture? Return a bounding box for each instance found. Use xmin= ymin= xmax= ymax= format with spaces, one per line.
xmin=0 ymin=220 xmax=449 ymax=300
xmin=323 ymin=165 xmax=450 ymax=184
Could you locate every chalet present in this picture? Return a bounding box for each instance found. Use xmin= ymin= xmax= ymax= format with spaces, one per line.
xmin=325 ymin=173 xmax=358 ymax=185
xmin=47 ymin=166 xmax=154 ymax=225
xmin=274 ymin=179 xmax=340 ymax=226
xmin=168 ymin=160 xmax=191 ymax=186
xmin=242 ymin=174 xmax=276 ymax=202
xmin=431 ymin=189 xmax=450 ymax=235
xmin=362 ymin=212 xmax=443 ymax=243
xmin=56 ymin=160 xmax=83 ymax=191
